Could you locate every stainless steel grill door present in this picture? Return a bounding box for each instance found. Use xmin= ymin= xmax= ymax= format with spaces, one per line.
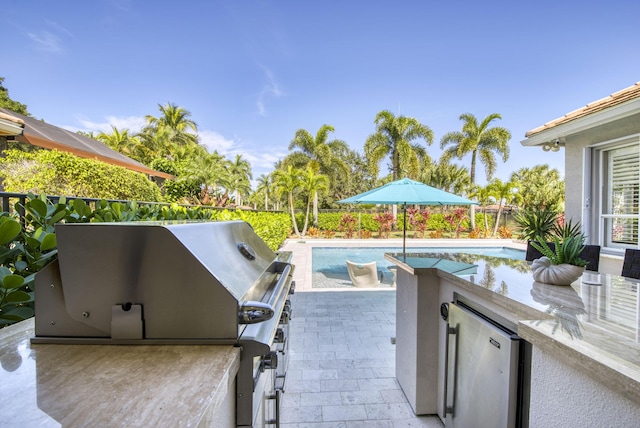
xmin=445 ymin=303 xmax=521 ymax=428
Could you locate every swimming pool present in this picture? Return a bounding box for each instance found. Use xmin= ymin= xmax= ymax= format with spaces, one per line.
xmin=312 ymin=246 xmax=526 ymax=288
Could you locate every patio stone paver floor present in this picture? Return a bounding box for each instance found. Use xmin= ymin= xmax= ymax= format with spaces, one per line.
xmin=282 ymin=290 xmax=443 ymax=427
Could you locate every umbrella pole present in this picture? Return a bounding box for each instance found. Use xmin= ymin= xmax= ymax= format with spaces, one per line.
xmin=403 ymin=204 xmax=407 ymax=256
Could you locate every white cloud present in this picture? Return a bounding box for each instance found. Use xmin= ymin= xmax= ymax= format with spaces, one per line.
xmin=27 ymin=31 xmax=64 ymax=54
xmin=200 ymin=130 xmax=285 ymax=170
xmin=256 ymin=65 xmax=283 ymax=116
xmin=199 ymin=130 xmax=235 ymax=154
xmin=62 ymin=115 xmax=146 ymax=134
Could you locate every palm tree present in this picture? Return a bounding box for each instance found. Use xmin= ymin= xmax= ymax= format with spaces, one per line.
xmin=144 ymin=102 xmax=198 ymax=146
xmin=299 ymin=166 xmax=329 ymax=236
xmin=180 ymin=150 xmax=230 ymax=205
xmin=255 ymin=174 xmax=272 ymax=210
xmin=422 ymin=158 xmax=471 ymax=195
xmin=272 ymin=165 xmax=303 ymax=237
xmin=287 ymin=125 xmax=349 ymax=227
xmin=469 ymin=184 xmax=493 ymax=236
xmin=228 ymin=154 xmax=252 ymax=206
xmin=511 ymin=165 xmax=564 ymax=211
xmin=486 ymin=178 xmax=521 ymax=236
xmin=96 ymin=126 xmax=140 ymax=158
xmin=365 ymin=110 xmax=434 ymax=181
xmin=440 ymin=113 xmax=511 ymax=229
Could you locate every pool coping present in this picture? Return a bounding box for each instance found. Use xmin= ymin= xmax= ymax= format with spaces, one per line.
xmin=279 ymin=238 xmax=526 ymax=292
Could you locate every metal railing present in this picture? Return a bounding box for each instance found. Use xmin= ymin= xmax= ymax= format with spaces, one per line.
xmin=0 ymin=192 xmax=258 ymax=224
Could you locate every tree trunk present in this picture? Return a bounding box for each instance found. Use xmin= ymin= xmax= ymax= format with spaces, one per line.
xmin=470 ymin=151 xmax=477 ymax=230
xmin=493 ymin=202 xmax=504 ymax=236
xmin=313 ymin=191 xmax=319 ymax=227
xmin=302 ymin=198 xmax=311 ymax=236
xmin=470 ymin=205 xmax=476 ymax=231
xmin=289 ymin=193 xmax=300 ymax=237
xmin=483 ymin=207 xmax=489 ymax=237
xmin=264 ymin=193 xmax=269 ymax=211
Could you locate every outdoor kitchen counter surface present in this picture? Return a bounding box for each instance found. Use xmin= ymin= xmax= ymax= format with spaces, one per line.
xmin=386 ymin=252 xmax=640 ymax=405
xmin=0 ymin=318 xmax=240 ymax=427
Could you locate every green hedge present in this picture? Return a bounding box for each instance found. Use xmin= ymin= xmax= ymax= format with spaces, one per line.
xmin=0 ymin=149 xmax=162 ymax=202
xmin=299 ymin=211 xmax=493 ymax=233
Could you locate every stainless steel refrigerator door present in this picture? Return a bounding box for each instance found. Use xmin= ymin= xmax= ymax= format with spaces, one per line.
xmin=446 ymin=303 xmax=521 ymax=428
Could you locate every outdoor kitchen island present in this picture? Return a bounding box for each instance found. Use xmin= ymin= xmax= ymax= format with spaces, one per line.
xmin=0 ymin=317 xmax=240 ymax=427
xmin=386 ymin=252 xmax=640 ymax=428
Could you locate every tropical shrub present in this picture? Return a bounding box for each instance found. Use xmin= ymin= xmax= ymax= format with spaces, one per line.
xmin=0 ymin=149 xmax=162 ymax=202
xmin=317 ymin=212 xmax=378 ymax=232
xmin=426 ymin=213 xmax=451 ymax=232
xmin=429 ymin=230 xmax=444 ymax=238
xmin=338 ymin=214 xmax=358 ymax=238
xmin=408 ymin=208 xmax=430 ymax=238
xmin=498 ymin=226 xmax=513 ymax=239
xmin=513 ymin=208 xmax=558 ymax=241
xmin=373 ymin=212 xmax=394 ymax=238
xmin=306 ymin=227 xmax=320 ymax=237
xmin=445 ymin=208 xmax=468 ymax=238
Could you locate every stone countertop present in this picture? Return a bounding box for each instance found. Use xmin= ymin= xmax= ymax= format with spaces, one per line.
xmin=0 ymin=318 xmax=241 ymax=427
xmin=386 ymin=251 xmax=640 ymax=404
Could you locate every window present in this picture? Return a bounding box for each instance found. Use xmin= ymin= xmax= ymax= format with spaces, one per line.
xmin=599 ymin=141 xmax=640 ymax=250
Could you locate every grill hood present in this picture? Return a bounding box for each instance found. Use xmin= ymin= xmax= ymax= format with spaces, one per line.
xmin=33 ymin=221 xmax=293 ymax=343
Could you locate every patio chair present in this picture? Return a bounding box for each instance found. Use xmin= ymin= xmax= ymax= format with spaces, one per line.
xmin=346 ymin=260 xmax=382 ymax=288
xmin=525 ymin=241 xmax=555 ymax=262
xmin=621 ymin=249 xmax=640 ymax=279
xmin=580 ymin=245 xmax=601 ymax=272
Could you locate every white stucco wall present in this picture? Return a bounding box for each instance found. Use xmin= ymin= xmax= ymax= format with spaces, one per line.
xmin=529 ymin=347 xmax=640 ymax=428
xmin=564 ymin=139 xmax=585 ymax=226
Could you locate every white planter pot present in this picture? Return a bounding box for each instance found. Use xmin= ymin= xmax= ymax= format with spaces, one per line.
xmin=530 ymin=257 xmax=586 ymax=286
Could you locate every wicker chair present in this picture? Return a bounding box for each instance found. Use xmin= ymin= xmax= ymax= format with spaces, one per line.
xmin=621 ymin=249 xmax=640 ymax=279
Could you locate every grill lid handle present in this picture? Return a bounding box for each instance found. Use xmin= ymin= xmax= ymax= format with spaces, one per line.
xmin=239 ymin=301 xmax=274 ymax=324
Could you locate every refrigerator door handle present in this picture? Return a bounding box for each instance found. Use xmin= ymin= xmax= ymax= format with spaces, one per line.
xmin=444 ymin=322 xmax=457 ymax=416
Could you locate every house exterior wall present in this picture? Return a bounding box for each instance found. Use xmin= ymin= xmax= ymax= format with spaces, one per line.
xmin=564 ymin=138 xmax=584 ymax=225
xmin=564 ymin=114 xmax=640 ymax=246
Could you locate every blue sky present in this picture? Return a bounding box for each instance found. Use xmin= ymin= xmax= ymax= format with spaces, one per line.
xmin=3 ymin=0 xmax=640 ymax=186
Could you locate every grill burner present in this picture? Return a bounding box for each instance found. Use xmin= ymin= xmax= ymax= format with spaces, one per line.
xmin=32 ymin=220 xmax=294 ymax=427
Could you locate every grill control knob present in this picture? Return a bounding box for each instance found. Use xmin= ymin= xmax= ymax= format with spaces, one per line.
xmin=279 ymin=310 xmax=290 ymax=325
xmin=262 ymin=351 xmax=278 ymax=371
xmin=274 ymin=328 xmax=285 ymax=343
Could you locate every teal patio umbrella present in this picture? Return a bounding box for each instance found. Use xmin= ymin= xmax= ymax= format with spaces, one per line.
xmin=338 ymin=178 xmax=478 ymax=254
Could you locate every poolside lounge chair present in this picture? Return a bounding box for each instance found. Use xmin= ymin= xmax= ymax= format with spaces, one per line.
xmin=346 ymin=260 xmax=382 ymax=288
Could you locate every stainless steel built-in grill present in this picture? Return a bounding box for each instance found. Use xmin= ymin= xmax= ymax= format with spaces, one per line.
xmin=32 ymin=220 xmax=294 ymax=428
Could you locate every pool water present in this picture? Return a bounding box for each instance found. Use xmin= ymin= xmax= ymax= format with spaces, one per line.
xmin=312 ymin=246 xmax=525 ymax=288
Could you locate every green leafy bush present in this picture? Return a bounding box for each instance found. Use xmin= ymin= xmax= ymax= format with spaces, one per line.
xmin=317 ymin=212 xmax=379 ymax=232
xmin=0 ymin=149 xmax=162 ymax=202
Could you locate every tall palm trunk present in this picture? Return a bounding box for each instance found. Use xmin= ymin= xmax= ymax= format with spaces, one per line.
xmin=288 ymin=192 xmax=300 ymax=237
xmin=302 ymin=192 xmax=313 ymax=236
xmin=469 ymin=152 xmax=477 ymax=230
xmin=313 ymin=192 xmax=319 ymax=227
xmin=493 ymin=202 xmax=504 ymax=237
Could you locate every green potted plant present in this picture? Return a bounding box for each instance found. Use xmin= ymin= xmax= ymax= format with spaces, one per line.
xmin=529 ymin=235 xmax=588 ymax=285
